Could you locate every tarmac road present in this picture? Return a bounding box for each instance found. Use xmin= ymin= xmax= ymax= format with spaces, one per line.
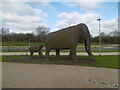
xmin=1 ymin=52 xmax=119 ymax=56
xmin=1 ymin=48 xmax=120 ymax=51
xmin=2 ymin=62 xmax=118 ymax=88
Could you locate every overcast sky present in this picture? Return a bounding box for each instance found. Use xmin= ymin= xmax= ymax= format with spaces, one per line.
xmin=1 ymin=0 xmax=119 ymax=36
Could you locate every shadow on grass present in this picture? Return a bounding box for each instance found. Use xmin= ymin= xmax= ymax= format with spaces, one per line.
xmin=3 ymin=55 xmax=97 ymax=67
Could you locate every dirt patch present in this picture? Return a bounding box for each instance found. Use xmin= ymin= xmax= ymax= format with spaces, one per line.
xmin=4 ymin=56 xmax=97 ymax=66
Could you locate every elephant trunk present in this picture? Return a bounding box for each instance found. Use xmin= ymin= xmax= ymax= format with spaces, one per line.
xmin=84 ymin=38 xmax=94 ymax=57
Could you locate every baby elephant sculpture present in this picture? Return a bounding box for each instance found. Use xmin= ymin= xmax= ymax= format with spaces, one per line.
xmin=29 ymin=45 xmax=44 ymax=56
xmin=45 ymin=23 xmax=94 ymax=61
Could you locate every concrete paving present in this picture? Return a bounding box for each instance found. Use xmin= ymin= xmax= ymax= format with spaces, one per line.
xmin=0 ymin=62 xmax=2 ymax=89
xmin=0 ymin=52 xmax=119 ymax=56
xmin=2 ymin=62 xmax=118 ymax=88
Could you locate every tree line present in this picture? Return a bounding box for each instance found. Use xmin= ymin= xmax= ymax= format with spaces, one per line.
xmin=1 ymin=26 xmax=50 ymax=43
xmin=0 ymin=26 xmax=120 ymax=44
xmin=91 ymin=31 xmax=120 ymax=44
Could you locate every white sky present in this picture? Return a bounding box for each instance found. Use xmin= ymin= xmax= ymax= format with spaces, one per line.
xmin=1 ymin=0 xmax=119 ymax=36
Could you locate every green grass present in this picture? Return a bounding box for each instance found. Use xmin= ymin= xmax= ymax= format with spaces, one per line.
xmin=0 ymin=55 xmax=2 ymax=62
xmin=1 ymin=42 xmax=98 ymax=46
xmin=2 ymin=42 xmax=44 ymax=46
xmin=92 ymin=55 xmax=119 ymax=69
xmin=1 ymin=55 xmax=119 ymax=69
xmin=78 ymin=55 xmax=119 ymax=69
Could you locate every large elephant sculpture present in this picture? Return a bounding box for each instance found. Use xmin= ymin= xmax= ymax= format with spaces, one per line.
xmin=45 ymin=23 xmax=94 ymax=60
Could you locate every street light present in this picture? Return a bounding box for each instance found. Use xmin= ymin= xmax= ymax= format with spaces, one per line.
xmin=29 ymin=39 xmax=31 ymax=47
xmin=97 ymin=18 xmax=101 ymax=56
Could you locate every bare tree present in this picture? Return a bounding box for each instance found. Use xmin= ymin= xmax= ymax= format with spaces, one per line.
xmin=109 ymin=30 xmax=120 ymax=37
xmin=0 ymin=27 xmax=9 ymax=35
xmin=35 ymin=26 xmax=50 ymax=42
xmin=100 ymin=32 xmax=106 ymax=37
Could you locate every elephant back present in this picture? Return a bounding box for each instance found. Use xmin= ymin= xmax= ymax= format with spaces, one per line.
xmin=45 ymin=25 xmax=80 ymax=49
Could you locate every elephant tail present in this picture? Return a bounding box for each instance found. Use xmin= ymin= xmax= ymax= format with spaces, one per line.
xmin=84 ymin=39 xmax=94 ymax=57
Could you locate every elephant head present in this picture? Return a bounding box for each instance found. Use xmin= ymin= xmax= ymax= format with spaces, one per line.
xmin=29 ymin=45 xmax=44 ymax=56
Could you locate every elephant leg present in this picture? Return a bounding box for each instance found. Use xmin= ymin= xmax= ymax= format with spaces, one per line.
xmin=46 ymin=48 xmax=51 ymax=60
xmin=56 ymin=49 xmax=60 ymax=57
xmin=38 ymin=51 xmax=42 ymax=56
xmin=70 ymin=48 xmax=77 ymax=61
xmin=68 ymin=50 xmax=72 ymax=58
xmin=84 ymin=40 xmax=94 ymax=57
xmin=30 ymin=52 xmax=34 ymax=56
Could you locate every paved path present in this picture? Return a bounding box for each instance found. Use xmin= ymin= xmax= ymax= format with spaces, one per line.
xmin=2 ymin=62 xmax=118 ymax=88
xmin=1 ymin=48 xmax=120 ymax=51
xmin=0 ymin=52 xmax=119 ymax=56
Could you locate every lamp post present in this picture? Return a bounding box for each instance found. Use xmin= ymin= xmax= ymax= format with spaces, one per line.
xmin=29 ymin=39 xmax=30 ymax=47
xmin=97 ymin=18 xmax=101 ymax=56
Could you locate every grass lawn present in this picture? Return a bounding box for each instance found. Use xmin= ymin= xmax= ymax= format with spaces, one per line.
xmin=2 ymin=42 xmax=118 ymax=47
xmin=0 ymin=55 xmax=1 ymax=62
xmin=1 ymin=55 xmax=119 ymax=69
xmin=91 ymin=55 xmax=119 ymax=69
xmin=2 ymin=42 xmax=44 ymax=46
